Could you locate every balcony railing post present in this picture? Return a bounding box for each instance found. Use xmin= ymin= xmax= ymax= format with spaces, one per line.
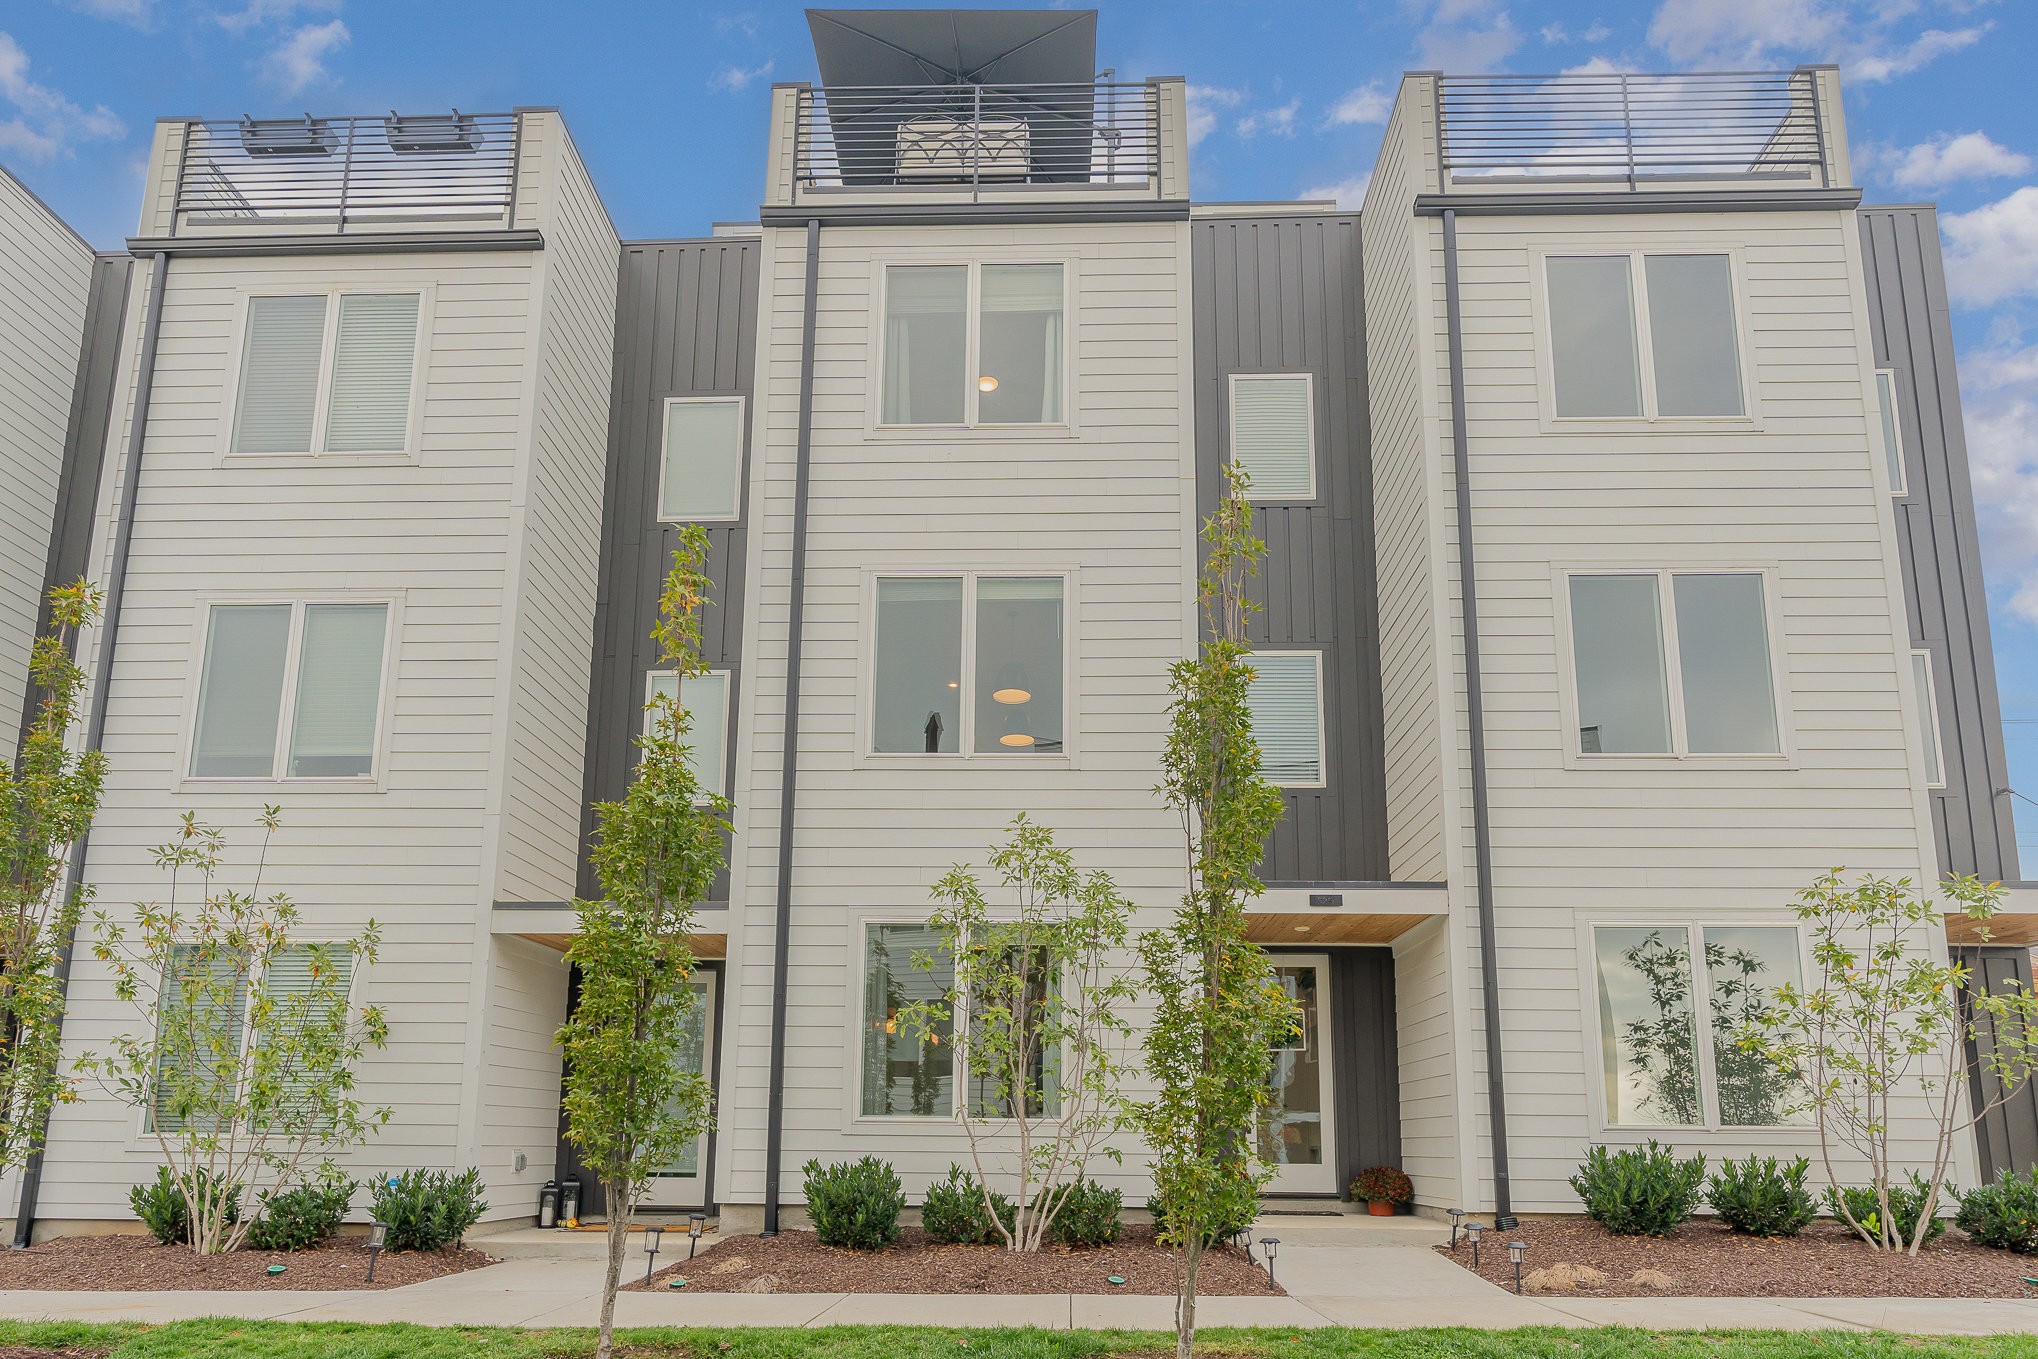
xmin=1618 ymin=73 xmax=1636 ymax=191
xmin=336 ymin=116 xmax=358 ymax=233
xmin=970 ymin=83 xmax=983 ymax=203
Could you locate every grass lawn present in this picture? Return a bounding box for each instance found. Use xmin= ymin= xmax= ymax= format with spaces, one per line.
xmin=3 ymin=1321 xmax=2038 ymax=1358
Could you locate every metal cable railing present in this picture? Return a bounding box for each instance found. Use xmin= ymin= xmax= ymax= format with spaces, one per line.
xmin=171 ymin=111 xmax=521 ymax=233
xmin=1437 ymin=71 xmax=1826 ymax=188
xmin=793 ymin=82 xmax=1161 ymax=195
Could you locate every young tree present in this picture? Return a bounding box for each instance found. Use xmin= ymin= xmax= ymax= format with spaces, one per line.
xmin=1 ymin=582 xmax=105 ymax=1174
xmin=1133 ymin=468 xmax=1296 ymax=1359
xmin=1740 ymin=870 xmax=2038 ymax=1254
xmin=558 ymin=528 xmax=725 ymax=1359
xmin=901 ymin=813 xmax=1136 ymax=1251
xmin=78 ymin=809 xmax=390 ymax=1254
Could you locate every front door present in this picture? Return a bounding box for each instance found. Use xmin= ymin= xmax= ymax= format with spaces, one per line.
xmin=643 ymin=973 xmax=716 ymax=1211
xmin=1261 ymin=957 xmax=1338 ymax=1195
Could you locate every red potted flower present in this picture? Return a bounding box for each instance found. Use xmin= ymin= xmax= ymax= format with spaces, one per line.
xmin=1350 ymin=1165 xmax=1414 ymax=1216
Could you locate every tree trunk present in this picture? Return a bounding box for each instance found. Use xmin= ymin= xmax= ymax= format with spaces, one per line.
xmin=1176 ymin=1238 xmax=1202 ymax=1359
xmin=596 ymin=1181 xmax=632 ymax=1359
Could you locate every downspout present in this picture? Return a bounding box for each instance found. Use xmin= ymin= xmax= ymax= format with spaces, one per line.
xmin=12 ymin=248 xmax=170 ymax=1248
xmin=1440 ymin=210 xmax=1516 ymax=1227
xmin=761 ymin=219 xmax=821 ymax=1236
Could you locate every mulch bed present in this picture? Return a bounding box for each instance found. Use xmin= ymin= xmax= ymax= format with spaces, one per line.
xmin=0 ymin=1233 xmax=495 ymax=1291
xmin=1438 ymin=1216 xmax=2038 ymax=1298
xmin=625 ymin=1225 xmax=1279 ymax=1296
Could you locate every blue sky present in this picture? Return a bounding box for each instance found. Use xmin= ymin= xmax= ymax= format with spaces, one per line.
xmin=6 ymin=0 xmax=2038 ymax=861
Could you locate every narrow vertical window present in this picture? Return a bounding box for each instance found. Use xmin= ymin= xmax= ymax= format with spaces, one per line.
xmin=190 ymin=604 xmax=293 ymax=776
xmin=872 ymin=577 xmax=964 ymax=752
xmin=1245 ymin=651 xmax=1326 ymax=786
xmin=1912 ymin=650 xmax=1944 ymax=787
xmin=1593 ymin=925 xmax=1700 ymax=1126
xmin=1672 ymin=573 xmax=1778 ymax=755
xmin=660 ymin=397 xmax=745 ymax=522
xmin=1568 ymin=575 xmax=1671 ymax=755
xmin=1876 ymin=369 xmax=1907 ymax=496
xmin=974 ymin=577 xmax=1064 ymax=753
xmin=324 ymin=293 xmax=420 ymax=452
xmin=1547 ymin=256 xmax=1642 ymax=418
xmin=1228 ymin=374 xmax=1316 ymax=501
xmin=232 ymin=296 xmax=327 ymax=454
xmin=978 ymin=264 xmax=1064 ymax=424
xmin=1645 ymin=254 xmax=1743 ymax=417
xmin=861 ymin=924 xmax=954 ymax=1117
xmin=881 ymin=266 xmax=968 ymax=425
xmin=648 ymin=670 xmax=731 ymax=798
xmin=287 ymin=603 xmax=388 ymax=777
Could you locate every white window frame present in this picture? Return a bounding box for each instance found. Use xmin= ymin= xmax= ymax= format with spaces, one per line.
xmin=1227 ymin=372 xmax=1318 ymax=503
xmin=220 ymin=285 xmax=432 ymax=463
xmin=1246 ymin=648 xmax=1328 ymax=789
xmin=179 ymin=594 xmax=401 ymax=790
xmin=1875 ymin=368 xmax=1908 ymax=497
xmin=1533 ymin=245 xmax=1759 ymax=431
xmin=1580 ymin=917 xmax=1815 ymax=1138
xmin=656 ymin=395 xmax=748 ymax=524
xmin=861 ymin=568 xmax=1076 ymax=764
xmin=1912 ymin=649 xmax=1946 ymax=790
xmin=644 ymin=668 xmax=732 ymax=801
xmin=852 ymin=918 xmax=962 ymax=1125
xmin=1556 ymin=567 xmax=1791 ymax=767
xmin=869 ymin=257 xmax=1076 ymax=434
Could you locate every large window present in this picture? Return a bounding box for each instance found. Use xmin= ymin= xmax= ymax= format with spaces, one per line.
xmin=232 ymin=292 xmax=422 ymax=456
xmin=190 ymin=602 xmax=390 ymax=779
xmin=860 ymin=924 xmax=955 ymax=1118
xmin=1228 ymin=373 xmax=1316 ymax=501
xmin=1567 ymin=571 xmax=1779 ymax=757
xmin=881 ymin=263 xmax=1065 ymax=427
xmin=871 ymin=575 xmax=1065 ymax=755
xmin=1593 ymin=923 xmax=1807 ymax=1128
xmin=1245 ymin=651 xmax=1326 ymax=786
xmin=659 ymin=397 xmax=745 ymax=522
xmin=1546 ymin=253 xmax=1744 ymax=419
xmin=646 ymin=670 xmax=730 ymax=798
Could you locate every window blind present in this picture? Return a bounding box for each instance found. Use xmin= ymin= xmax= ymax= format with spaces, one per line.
xmin=232 ymin=295 xmax=327 ymax=454
xmin=151 ymin=944 xmax=250 ymax=1135
xmin=287 ymin=603 xmax=388 ymax=777
xmin=191 ymin=604 xmax=293 ymax=776
xmin=325 ymin=293 xmax=420 ymax=453
xmin=660 ymin=399 xmax=744 ymax=521
xmin=1230 ymin=375 xmax=1315 ymax=500
xmin=1245 ymin=652 xmax=1324 ymax=785
xmin=256 ymin=944 xmax=354 ymax=1132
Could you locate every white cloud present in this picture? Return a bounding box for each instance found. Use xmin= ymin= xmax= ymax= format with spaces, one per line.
xmin=710 ymin=60 xmax=775 ymax=92
xmin=1942 ymin=187 xmax=2038 ymax=308
xmin=1540 ymin=20 xmax=1613 ymax=44
xmin=1864 ymin=131 xmax=2031 ymax=190
xmin=1561 ymin=56 xmax=1631 ymax=75
xmin=1958 ymin=341 xmax=2038 ymax=625
xmin=1301 ymin=171 xmax=1372 ymax=206
xmin=1850 ymin=24 xmax=1987 ymax=80
xmin=1185 ymin=84 xmax=1243 ymax=147
xmin=260 ymin=19 xmax=349 ymax=95
xmin=1416 ymin=11 xmax=1521 ymax=71
xmin=216 ymin=0 xmax=341 ymax=35
xmin=1648 ymin=0 xmax=1844 ymax=65
xmin=1237 ymin=98 xmax=1301 ymax=139
xmin=1327 ymin=82 xmax=1391 ymax=127
xmin=713 ymin=11 xmax=760 ymax=38
xmin=0 ymin=31 xmax=125 ymax=161
xmin=60 ymin=0 xmax=153 ymax=24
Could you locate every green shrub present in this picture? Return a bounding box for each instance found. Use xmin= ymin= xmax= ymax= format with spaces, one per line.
xmin=803 ymin=1156 xmax=905 ymax=1250
xmin=920 ymin=1164 xmax=1013 ymax=1245
xmin=1956 ymin=1168 xmax=2038 ymax=1252
xmin=130 ymin=1166 xmax=241 ymax=1247
xmin=370 ymin=1168 xmax=487 ymax=1253
xmin=1569 ymin=1141 xmax=1706 ymax=1236
xmin=1146 ymin=1192 xmax=1253 ymax=1249
xmin=246 ymin=1173 xmax=356 ymax=1252
xmin=1047 ymin=1179 xmax=1122 ymax=1247
xmin=1706 ymin=1155 xmax=1816 ymax=1237
xmin=1828 ymin=1173 xmax=1947 ymax=1246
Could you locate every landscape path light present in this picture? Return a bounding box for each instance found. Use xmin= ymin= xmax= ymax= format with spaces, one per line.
xmin=1508 ymin=1240 xmax=1527 ymax=1295
xmin=1465 ymin=1220 xmax=1484 ymax=1270
xmin=644 ymin=1225 xmax=664 ymax=1285
xmin=1447 ymin=1207 xmax=1465 ymax=1249
xmin=366 ymin=1221 xmax=389 ymax=1283
xmin=1258 ymin=1235 xmax=1280 ymax=1289
xmin=688 ymin=1212 xmax=707 ymax=1259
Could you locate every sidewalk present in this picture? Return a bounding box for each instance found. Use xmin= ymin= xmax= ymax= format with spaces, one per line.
xmin=5 ymin=1232 xmax=2038 ymax=1334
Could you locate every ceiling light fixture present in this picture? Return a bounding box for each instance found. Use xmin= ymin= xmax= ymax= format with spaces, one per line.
xmin=978 ymin=374 xmax=1000 ymax=392
xmin=992 ymin=687 xmax=1031 ymax=705
xmin=999 ymin=733 xmax=1035 ymax=747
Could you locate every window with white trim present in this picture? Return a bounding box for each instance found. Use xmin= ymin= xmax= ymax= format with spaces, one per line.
xmin=871 ymin=574 xmax=1066 ymax=755
xmin=880 ymin=263 xmax=1065 ymax=427
xmin=232 ymin=292 xmax=422 ymax=456
xmin=1546 ymin=252 xmax=1744 ymax=419
xmin=1245 ymin=650 xmax=1325 ymax=786
xmin=1592 ymin=923 xmax=1807 ymax=1128
xmin=1876 ymin=369 xmax=1908 ymax=496
xmin=1912 ymin=650 xmax=1945 ymax=788
xmin=659 ymin=397 xmax=745 ymax=522
xmin=646 ymin=670 xmax=731 ymax=799
xmin=1228 ymin=373 xmax=1316 ymax=501
xmin=860 ymin=923 xmax=954 ymax=1117
xmin=1567 ymin=571 xmax=1780 ymax=757
xmin=189 ymin=601 xmax=390 ymax=779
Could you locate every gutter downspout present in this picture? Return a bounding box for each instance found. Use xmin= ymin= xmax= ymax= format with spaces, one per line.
xmin=12 ymin=248 xmax=170 ymax=1249
xmin=1440 ymin=209 xmax=1516 ymax=1227
xmin=761 ymin=219 xmax=821 ymax=1237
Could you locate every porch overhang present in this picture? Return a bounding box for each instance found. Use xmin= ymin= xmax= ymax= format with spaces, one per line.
xmin=1946 ymin=883 xmax=2038 ymax=947
xmin=1246 ymin=881 xmax=1448 ymax=945
xmin=489 ymin=901 xmax=728 ymax=957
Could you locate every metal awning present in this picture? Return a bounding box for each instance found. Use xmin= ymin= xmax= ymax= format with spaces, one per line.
xmin=806 ymin=9 xmax=1098 ymax=88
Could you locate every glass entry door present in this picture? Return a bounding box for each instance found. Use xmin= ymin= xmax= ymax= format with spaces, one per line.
xmin=1259 ymin=957 xmax=1337 ymax=1195
xmin=643 ymin=973 xmax=715 ymax=1210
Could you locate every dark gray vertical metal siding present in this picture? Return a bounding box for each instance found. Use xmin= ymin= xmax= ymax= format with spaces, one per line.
xmin=1859 ymin=207 xmax=2019 ymax=885
xmin=1958 ymin=946 xmax=2038 ymax=1177
xmin=1191 ymin=213 xmax=1388 ymax=882
xmin=577 ymin=238 xmax=761 ymax=901
xmin=1327 ymin=947 xmax=1400 ymax=1190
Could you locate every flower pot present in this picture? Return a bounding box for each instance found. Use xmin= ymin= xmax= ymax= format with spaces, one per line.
xmin=1366 ymin=1200 xmax=1395 ymax=1216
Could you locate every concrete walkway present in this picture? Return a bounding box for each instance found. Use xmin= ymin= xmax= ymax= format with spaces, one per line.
xmin=5 ymin=1227 xmax=2038 ymax=1335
